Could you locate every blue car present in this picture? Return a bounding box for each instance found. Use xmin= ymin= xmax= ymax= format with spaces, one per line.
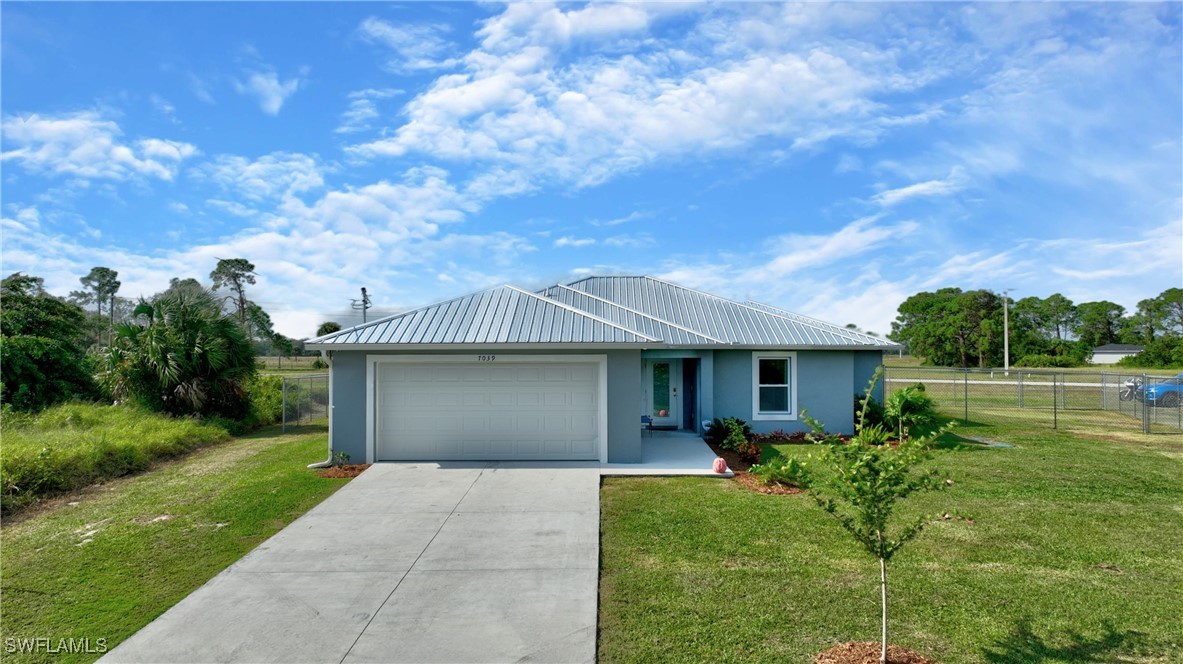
xmin=1140 ymin=373 xmax=1183 ymax=408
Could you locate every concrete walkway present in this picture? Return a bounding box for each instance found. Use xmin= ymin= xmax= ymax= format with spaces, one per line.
xmin=103 ymin=462 xmax=599 ymax=664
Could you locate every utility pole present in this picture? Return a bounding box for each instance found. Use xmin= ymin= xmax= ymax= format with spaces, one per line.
xmin=1002 ymin=288 xmax=1015 ymax=375
xmin=351 ymin=287 xmax=372 ymax=324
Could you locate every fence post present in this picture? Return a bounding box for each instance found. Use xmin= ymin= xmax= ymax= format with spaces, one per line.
xmin=1055 ymin=374 xmax=1064 ymax=430
xmin=1143 ymin=374 xmax=1151 ymax=434
xmin=1018 ymin=372 xmax=1024 ymax=409
xmin=281 ymin=376 xmax=287 ymax=433
xmin=963 ymin=369 xmax=969 ymax=423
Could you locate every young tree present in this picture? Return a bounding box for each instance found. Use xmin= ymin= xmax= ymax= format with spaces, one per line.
xmin=209 ymin=258 xmax=257 ymax=324
xmin=316 ymin=321 xmax=342 ymax=337
xmin=798 ymin=372 xmax=952 ymax=664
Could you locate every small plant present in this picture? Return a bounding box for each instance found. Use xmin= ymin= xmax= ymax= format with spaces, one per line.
xmin=751 ymin=429 xmax=810 ymax=445
xmin=884 ymin=384 xmax=938 ymax=441
xmin=705 ymin=417 xmax=752 ymax=452
xmin=735 ymin=439 xmax=762 ymax=464
xmin=797 ymin=368 xmax=954 ymax=664
xmin=749 ymin=454 xmax=808 ymax=487
xmin=331 ymin=451 xmax=351 ymax=467
xmin=310 ymin=358 xmax=328 ymax=370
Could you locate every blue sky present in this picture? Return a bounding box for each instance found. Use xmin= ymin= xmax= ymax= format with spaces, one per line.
xmin=3 ymin=2 xmax=1180 ymax=339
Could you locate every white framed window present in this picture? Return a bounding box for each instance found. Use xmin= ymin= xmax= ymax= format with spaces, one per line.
xmin=752 ymin=352 xmax=797 ymax=421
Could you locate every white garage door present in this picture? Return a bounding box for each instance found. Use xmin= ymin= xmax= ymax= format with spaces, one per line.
xmin=376 ymin=359 xmax=602 ymax=461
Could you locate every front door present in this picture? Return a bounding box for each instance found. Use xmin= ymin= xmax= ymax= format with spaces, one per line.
xmin=644 ymin=360 xmax=681 ymax=428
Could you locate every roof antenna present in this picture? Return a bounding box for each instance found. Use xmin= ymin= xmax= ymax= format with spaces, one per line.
xmin=351 ymin=287 xmax=372 ymax=324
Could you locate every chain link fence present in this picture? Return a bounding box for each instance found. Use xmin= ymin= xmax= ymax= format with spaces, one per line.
xmin=281 ymin=373 xmax=329 ymax=431
xmin=884 ymin=367 xmax=1183 ymax=434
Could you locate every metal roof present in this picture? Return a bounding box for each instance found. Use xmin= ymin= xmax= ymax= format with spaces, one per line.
xmin=308 ymin=275 xmax=899 ymax=349
xmin=562 ymin=276 xmax=898 ymax=348
xmin=309 ymin=285 xmax=656 ymax=346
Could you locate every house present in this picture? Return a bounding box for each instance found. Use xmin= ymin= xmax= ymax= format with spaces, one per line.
xmin=305 ymin=276 xmax=897 ymax=464
xmin=1089 ymin=343 xmax=1144 ymax=365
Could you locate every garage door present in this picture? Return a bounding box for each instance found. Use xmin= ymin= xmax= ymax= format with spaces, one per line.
xmin=376 ymin=360 xmax=602 ymax=461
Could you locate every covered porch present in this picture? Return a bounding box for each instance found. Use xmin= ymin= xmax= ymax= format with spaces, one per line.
xmin=600 ymin=430 xmax=731 ymax=478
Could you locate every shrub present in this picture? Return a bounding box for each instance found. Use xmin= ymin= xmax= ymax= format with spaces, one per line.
xmin=311 ymin=358 xmax=329 ymax=370
xmin=750 ymin=454 xmax=808 ymax=487
xmin=1 ymin=403 xmax=229 ymax=513
xmin=245 ymin=375 xmax=283 ymax=427
xmin=1115 ymin=337 xmax=1183 ymax=369
xmin=705 ymin=417 xmax=752 ymax=451
xmin=1015 ymin=354 xmax=1083 ymax=368
xmin=735 ymin=440 xmax=762 ymax=464
xmin=751 ymin=429 xmax=809 ymax=445
xmin=884 ymin=385 xmax=938 ymax=441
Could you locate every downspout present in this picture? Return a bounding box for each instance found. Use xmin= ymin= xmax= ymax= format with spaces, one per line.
xmin=307 ymin=349 xmax=335 ymax=469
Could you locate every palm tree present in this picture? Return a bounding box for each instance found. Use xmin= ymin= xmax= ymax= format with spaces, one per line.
xmin=94 ymin=290 xmax=256 ymax=418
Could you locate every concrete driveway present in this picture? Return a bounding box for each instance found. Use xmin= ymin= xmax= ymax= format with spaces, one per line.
xmin=102 ymin=461 xmax=600 ymax=664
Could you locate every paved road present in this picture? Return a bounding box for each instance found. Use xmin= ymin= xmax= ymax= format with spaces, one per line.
xmin=102 ymin=461 xmax=599 ymax=664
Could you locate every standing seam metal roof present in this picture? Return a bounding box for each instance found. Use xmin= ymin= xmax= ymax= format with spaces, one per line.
xmin=307 ymin=275 xmax=898 ymax=348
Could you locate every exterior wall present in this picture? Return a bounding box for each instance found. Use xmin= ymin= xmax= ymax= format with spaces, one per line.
xmin=1090 ymin=352 xmax=1134 ymax=365
xmin=327 ymin=348 xmax=641 ymax=463
xmin=712 ymin=349 xmax=858 ymax=435
xmin=606 ymin=351 xmax=642 ymax=462
xmin=328 ymin=351 xmax=368 ymax=463
xmin=853 ymin=351 xmax=886 ymax=403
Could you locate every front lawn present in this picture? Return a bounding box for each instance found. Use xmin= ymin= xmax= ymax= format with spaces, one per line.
xmin=0 ymin=424 xmax=346 ymax=664
xmin=599 ymin=419 xmax=1183 ymax=663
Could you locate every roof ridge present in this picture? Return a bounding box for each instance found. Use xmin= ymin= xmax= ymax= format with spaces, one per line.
xmin=641 ymin=275 xmax=890 ymax=346
xmin=746 ymin=300 xmax=892 ymax=346
xmin=311 ymin=283 xmax=507 ymax=343
xmin=548 ymin=284 xmax=729 ymax=345
xmin=507 ymin=285 xmax=660 ymax=343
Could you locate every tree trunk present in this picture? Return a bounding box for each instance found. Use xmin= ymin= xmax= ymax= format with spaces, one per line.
xmin=880 ymin=556 xmax=888 ymax=664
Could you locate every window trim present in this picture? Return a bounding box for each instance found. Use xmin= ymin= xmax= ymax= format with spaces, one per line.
xmin=752 ymin=352 xmax=797 ymax=421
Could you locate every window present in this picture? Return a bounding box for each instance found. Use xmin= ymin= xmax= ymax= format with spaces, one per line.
xmin=752 ymin=352 xmax=796 ymax=420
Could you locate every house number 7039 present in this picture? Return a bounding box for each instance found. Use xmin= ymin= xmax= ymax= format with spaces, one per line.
xmin=477 ymin=355 xmax=496 ymax=362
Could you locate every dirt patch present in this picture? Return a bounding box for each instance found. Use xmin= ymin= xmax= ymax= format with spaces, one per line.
xmin=815 ymin=641 xmax=937 ymax=664
xmin=317 ymin=464 xmax=371 ymax=479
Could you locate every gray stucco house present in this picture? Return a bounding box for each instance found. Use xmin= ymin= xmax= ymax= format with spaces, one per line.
xmin=305 ymin=276 xmax=896 ymax=464
xmin=1089 ymin=343 xmax=1143 ymax=365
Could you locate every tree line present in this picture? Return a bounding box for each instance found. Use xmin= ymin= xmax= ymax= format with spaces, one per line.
xmin=0 ymin=259 xmax=317 ymax=415
xmin=889 ymin=287 xmax=1183 ymax=369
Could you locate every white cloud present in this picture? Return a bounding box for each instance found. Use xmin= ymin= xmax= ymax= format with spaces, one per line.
xmin=150 ymin=94 xmax=179 ymax=123
xmin=197 ymin=152 xmax=324 ymax=202
xmin=873 ymin=166 xmax=967 ymax=207
xmin=554 ymin=236 xmax=596 ymax=248
xmin=335 ymin=88 xmax=401 ymax=134
xmin=603 ymin=233 xmax=655 ymax=248
xmin=358 ymin=17 xmax=459 ymax=72
xmin=0 ymin=111 xmax=198 ymax=181
xmin=234 ymin=70 xmax=303 ymax=115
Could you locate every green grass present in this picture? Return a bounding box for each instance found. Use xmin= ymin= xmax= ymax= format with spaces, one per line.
xmin=1 ymin=404 xmax=232 ymax=513
xmin=0 ymin=424 xmax=347 ymax=663
xmin=256 ymin=355 xmax=328 ymax=376
xmin=599 ymin=419 xmax=1183 ymax=663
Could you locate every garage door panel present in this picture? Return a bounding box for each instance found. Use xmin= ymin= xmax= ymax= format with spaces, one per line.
xmin=378 ymin=360 xmax=601 ymax=461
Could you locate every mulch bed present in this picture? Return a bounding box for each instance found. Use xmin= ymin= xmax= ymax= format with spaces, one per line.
xmin=705 ymin=440 xmax=802 ymax=495
xmin=316 ymin=464 xmax=371 ymax=478
xmin=814 ymin=641 xmax=937 ymax=664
